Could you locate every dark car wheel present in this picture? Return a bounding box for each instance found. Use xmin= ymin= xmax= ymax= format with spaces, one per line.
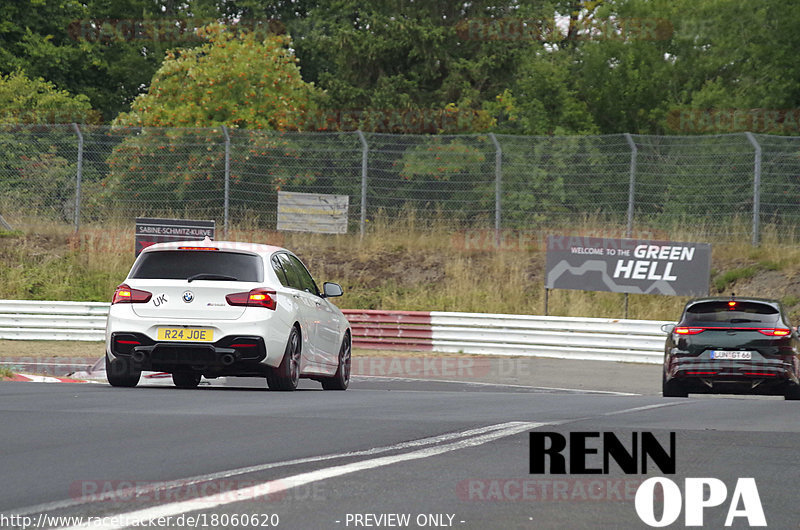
xmin=106 ymin=356 xmax=141 ymax=388
xmin=172 ymin=372 xmax=201 ymax=389
xmin=267 ymin=326 xmax=301 ymax=391
xmin=785 ymin=383 xmax=800 ymax=400
xmin=322 ymin=334 xmax=351 ymax=391
xmin=662 ymin=374 xmax=688 ymax=398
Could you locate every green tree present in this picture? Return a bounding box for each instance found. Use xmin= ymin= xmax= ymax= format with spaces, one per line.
xmin=103 ymin=24 xmax=323 ymax=218
xmin=0 ymin=70 xmax=96 ymax=124
xmin=675 ymin=0 xmax=800 ymax=116
xmin=575 ymin=0 xmax=707 ymax=134
xmin=0 ymin=0 xmax=187 ymax=122
xmin=283 ymin=0 xmax=523 ymax=130
xmin=491 ymin=51 xmax=599 ymax=135
xmin=0 ymin=71 xmax=101 ymax=221
xmin=564 ymin=0 xmax=800 ymax=134
xmin=114 ymin=23 xmax=320 ymax=129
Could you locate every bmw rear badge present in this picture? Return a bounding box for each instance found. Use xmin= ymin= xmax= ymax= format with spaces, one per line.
xmin=182 ymin=291 xmax=194 ymax=303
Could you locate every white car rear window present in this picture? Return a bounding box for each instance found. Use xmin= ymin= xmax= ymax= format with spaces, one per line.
xmin=130 ymin=250 xmax=263 ymax=282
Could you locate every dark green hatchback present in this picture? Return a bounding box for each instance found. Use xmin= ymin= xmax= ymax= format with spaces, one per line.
xmin=662 ymin=296 xmax=800 ymax=399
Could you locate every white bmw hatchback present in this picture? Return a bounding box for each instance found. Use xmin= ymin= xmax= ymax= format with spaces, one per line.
xmin=105 ymin=239 xmax=351 ymax=391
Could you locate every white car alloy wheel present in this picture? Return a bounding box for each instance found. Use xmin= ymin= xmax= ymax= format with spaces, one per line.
xmin=322 ymin=334 xmax=351 ymax=391
xmin=267 ymin=326 xmax=301 ymax=391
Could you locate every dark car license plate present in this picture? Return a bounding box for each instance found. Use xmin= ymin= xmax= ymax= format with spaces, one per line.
xmin=710 ymin=350 xmax=752 ymax=360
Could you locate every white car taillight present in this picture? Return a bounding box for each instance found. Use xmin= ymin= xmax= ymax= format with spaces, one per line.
xmin=226 ymin=288 xmax=277 ymax=310
xmin=111 ymin=284 xmax=153 ymax=304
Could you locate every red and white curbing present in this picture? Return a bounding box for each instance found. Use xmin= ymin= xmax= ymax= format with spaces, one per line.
xmin=4 ymin=373 xmax=90 ymax=383
xmin=343 ymin=309 xmax=433 ymax=350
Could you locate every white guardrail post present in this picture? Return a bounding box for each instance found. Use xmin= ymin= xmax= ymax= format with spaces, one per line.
xmin=0 ymin=301 xmax=669 ymax=364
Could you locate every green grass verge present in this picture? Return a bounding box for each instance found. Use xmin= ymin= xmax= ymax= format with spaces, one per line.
xmin=713 ymin=266 xmax=760 ymax=293
xmin=4 ymin=217 xmax=800 ymax=321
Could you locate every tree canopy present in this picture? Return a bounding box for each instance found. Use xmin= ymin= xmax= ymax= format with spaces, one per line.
xmin=113 ymin=24 xmax=320 ymax=129
xmin=0 ymin=70 xmax=96 ymax=124
xmin=2 ymin=0 xmax=800 ymax=134
xmin=0 ymin=0 xmax=187 ymax=122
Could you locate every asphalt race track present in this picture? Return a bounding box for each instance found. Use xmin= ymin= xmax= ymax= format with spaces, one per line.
xmin=2 ymin=365 xmax=800 ymax=529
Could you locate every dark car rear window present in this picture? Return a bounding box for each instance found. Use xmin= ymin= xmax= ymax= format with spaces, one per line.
xmin=683 ymin=301 xmax=780 ymax=324
xmin=130 ymin=250 xmax=263 ymax=282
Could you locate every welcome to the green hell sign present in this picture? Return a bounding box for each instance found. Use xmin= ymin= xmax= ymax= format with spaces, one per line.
xmin=545 ymin=236 xmax=711 ymax=296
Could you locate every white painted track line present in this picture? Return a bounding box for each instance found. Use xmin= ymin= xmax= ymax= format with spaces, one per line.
xmin=14 ymin=421 xmax=533 ymax=518
xmin=59 ymin=422 xmax=544 ymax=530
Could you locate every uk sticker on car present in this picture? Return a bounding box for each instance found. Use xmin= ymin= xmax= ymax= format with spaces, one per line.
xmin=157 ymin=327 xmax=214 ymax=342
xmin=710 ymin=350 xmax=752 ymax=360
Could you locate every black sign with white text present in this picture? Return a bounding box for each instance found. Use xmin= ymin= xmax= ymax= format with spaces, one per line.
xmin=134 ymin=217 xmax=215 ymax=256
xmin=545 ymin=235 xmax=711 ymax=296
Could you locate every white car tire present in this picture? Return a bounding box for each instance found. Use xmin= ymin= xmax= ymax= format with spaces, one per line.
xmin=322 ymin=334 xmax=351 ymax=391
xmin=267 ymin=326 xmax=301 ymax=391
xmin=106 ymin=356 xmax=141 ymax=388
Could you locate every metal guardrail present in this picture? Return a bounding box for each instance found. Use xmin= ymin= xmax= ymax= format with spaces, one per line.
xmin=345 ymin=309 xmax=668 ymax=364
xmin=0 ymin=301 xmax=668 ymax=364
xmin=0 ymin=300 xmax=108 ymax=341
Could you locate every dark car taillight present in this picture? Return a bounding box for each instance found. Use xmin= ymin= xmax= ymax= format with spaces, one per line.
xmin=757 ymin=328 xmax=791 ymax=336
xmin=675 ymin=327 xmax=705 ymax=335
xmin=676 ymin=326 xmax=791 ymax=336
xmin=112 ymin=284 xmax=152 ymax=304
xmin=226 ymin=288 xmax=277 ymax=310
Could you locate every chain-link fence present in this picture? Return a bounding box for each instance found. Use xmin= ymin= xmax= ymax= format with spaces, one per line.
xmin=1 ymin=124 xmax=798 ymax=243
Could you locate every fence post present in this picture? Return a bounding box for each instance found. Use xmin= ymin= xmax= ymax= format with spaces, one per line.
xmin=357 ymin=130 xmax=368 ymax=238
xmin=489 ymin=133 xmax=502 ymax=247
xmin=624 ymin=133 xmax=637 ymax=238
xmin=71 ymin=123 xmax=84 ymax=233
xmin=745 ymin=132 xmax=761 ymax=246
xmin=221 ymin=125 xmax=230 ymax=238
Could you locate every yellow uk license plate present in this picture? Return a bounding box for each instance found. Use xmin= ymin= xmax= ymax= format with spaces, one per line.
xmin=157 ymin=327 xmax=214 ymax=342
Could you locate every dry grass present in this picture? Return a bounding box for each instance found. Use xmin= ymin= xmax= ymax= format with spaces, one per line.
xmin=3 ymin=215 xmax=800 ymax=321
xmin=0 ymin=340 xmax=105 ymax=359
